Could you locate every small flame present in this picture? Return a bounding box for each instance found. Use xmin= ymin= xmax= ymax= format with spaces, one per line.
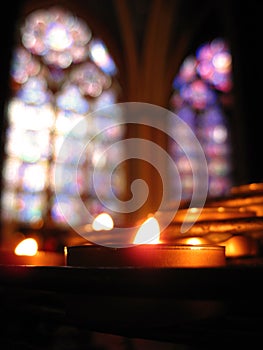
xmin=184 ymin=207 xmax=202 ymax=222
xmin=14 ymin=238 xmax=38 ymax=256
xmin=92 ymin=212 xmax=114 ymax=231
xmin=184 ymin=237 xmax=206 ymax=245
xmin=133 ymin=216 xmax=160 ymax=244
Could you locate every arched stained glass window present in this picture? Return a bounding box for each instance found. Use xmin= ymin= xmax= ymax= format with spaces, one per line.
xmin=169 ymin=38 xmax=233 ymax=200
xmin=1 ymin=6 xmax=125 ymax=231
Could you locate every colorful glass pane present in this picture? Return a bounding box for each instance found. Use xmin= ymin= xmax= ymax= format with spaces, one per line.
xmin=6 ymin=128 xmax=50 ymax=162
xmin=89 ymin=39 xmax=117 ymax=75
xmin=22 ymin=6 xmax=91 ymax=67
xmin=20 ymin=162 xmax=48 ymax=192
xmin=169 ymin=38 xmax=233 ymax=199
xmin=16 ymin=192 xmax=46 ymax=222
xmin=2 ymin=5 xmax=124 ymax=228
xmin=8 ymin=99 xmax=55 ymax=130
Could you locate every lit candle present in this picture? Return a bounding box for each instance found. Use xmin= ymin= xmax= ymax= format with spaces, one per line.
xmin=218 ymin=234 xmax=259 ymax=258
xmin=0 ymin=250 xmax=65 ymax=266
xmin=171 ymin=234 xmax=259 ymax=258
xmin=66 ymin=217 xmax=226 ymax=268
xmin=0 ymin=238 xmax=65 ymax=266
xmin=162 ymin=207 xmax=263 ymax=258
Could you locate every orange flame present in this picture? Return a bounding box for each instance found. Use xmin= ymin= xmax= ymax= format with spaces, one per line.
xmin=14 ymin=238 xmax=38 ymax=256
xmin=133 ymin=216 xmax=161 ymax=244
xmin=92 ymin=212 xmax=114 ymax=231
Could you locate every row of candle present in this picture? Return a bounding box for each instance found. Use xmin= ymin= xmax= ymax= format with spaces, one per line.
xmin=66 ymin=182 xmax=263 ymax=267
xmin=1 ymin=182 xmax=263 ymax=268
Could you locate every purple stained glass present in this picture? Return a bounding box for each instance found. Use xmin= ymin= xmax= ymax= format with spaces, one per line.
xmin=176 ymin=105 xmax=196 ymax=128
xmin=196 ymin=38 xmax=232 ymax=92
xmin=169 ymin=38 xmax=233 ymax=199
xmin=22 ymin=6 xmax=91 ymax=68
xmin=18 ymin=76 xmax=51 ymax=105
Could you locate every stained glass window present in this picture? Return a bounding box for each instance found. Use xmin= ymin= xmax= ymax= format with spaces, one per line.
xmin=1 ymin=6 xmax=125 ymax=229
xmin=169 ymin=38 xmax=233 ymax=199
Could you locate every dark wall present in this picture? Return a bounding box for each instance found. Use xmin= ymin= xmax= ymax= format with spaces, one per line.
xmin=227 ymin=0 xmax=261 ymax=184
xmin=0 ymin=3 xmax=22 ymax=200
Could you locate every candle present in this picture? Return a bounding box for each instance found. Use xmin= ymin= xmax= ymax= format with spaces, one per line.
xmin=230 ymin=182 xmax=263 ymax=196
xmin=218 ymin=234 xmax=259 ymax=258
xmin=65 ymin=243 xmax=226 ymax=268
xmin=0 ymin=237 xmax=65 ymax=266
xmin=0 ymin=249 xmax=65 ymax=266
xmin=156 ymin=206 xmax=257 ymax=226
xmin=172 ymin=234 xmax=259 ymax=258
xmin=207 ymin=195 xmax=263 ymax=216
xmin=156 ymin=206 xmax=262 ymax=259
xmin=66 ymin=216 xmax=226 ymax=268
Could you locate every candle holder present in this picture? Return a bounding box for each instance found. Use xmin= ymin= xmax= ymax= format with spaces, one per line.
xmin=162 ymin=215 xmax=263 ymax=258
xmin=207 ymin=195 xmax=263 ymax=216
xmin=66 ymin=243 xmax=226 ymax=268
xmin=230 ymin=182 xmax=263 ymax=196
xmin=156 ymin=206 xmax=256 ymax=225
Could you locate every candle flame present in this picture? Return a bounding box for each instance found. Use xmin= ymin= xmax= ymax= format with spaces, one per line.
xmin=133 ymin=216 xmax=161 ymax=244
xmin=184 ymin=237 xmax=207 ymax=245
xmin=92 ymin=212 xmax=114 ymax=231
xmin=14 ymin=238 xmax=38 ymax=256
xmin=183 ymin=207 xmax=202 ymax=222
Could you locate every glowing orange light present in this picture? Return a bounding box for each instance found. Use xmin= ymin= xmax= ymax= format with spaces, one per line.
xmin=184 ymin=207 xmax=202 ymax=222
xmin=173 ymin=236 xmax=212 ymax=246
xmin=92 ymin=212 xmax=114 ymax=231
xmin=133 ymin=216 xmax=161 ymax=244
xmin=185 ymin=237 xmax=207 ymax=245
xmin=14 ymin=238 xmax=38 ymax=256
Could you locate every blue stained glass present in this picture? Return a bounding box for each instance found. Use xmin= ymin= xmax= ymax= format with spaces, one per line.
xmin=176 ymin=106 xmax=196 ymax=128
xmin=56 ymin=84 xmax=89 ymax=114
xmin=17 ymin=193 xmax=45 ymax=222
xmin=93 ymin=90 xmax=116 ymax=110
xmin=201 ymin=106 xmax=225 ymax=124
xmin=18 ymin=76 xmax=51 ymax=105
xmin=89 ymin=39 xmax=117 ymax=76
